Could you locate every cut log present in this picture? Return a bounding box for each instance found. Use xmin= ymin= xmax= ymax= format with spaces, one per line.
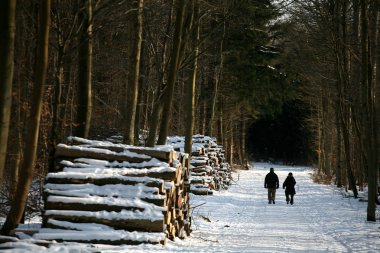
xmin=33 ymin=227 xmax=166 ymax=245
xmin=66 ymin=136 xmax=177 ymax=163
xmin=55 ymin=144 xmax=151 ymax=163
xmin=121 ymin=170 xmax=176 ymax=181
xmin=44 ymin=210 xmax=165 ymax=232
xmin=45 ymin=173 xmax=165 ymax=192
xmin=45 ymin=195 xmax=165 ymax=213
xmin=123 ymin=147 xmax=177 ymax=164
xmin=190 ymin=186 xmax=213 ymax=195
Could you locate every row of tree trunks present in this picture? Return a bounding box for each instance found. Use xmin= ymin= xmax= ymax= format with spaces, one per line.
xmin=1 ymin=0 xmax=51 ymax=236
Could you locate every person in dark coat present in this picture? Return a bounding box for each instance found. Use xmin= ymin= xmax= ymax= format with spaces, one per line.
xmin=283 ymin=172 xmax=296 ymax=205
xmin=264 ymin=168 xmax=279 ymax=204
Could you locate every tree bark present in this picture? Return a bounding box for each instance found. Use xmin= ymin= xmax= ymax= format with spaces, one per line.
xmin=124 ymin=0 xmax=144 ymax=145
xmin=205 ymin=18 xmax=225 ymax=138
xmin=1 ymin=0 xmax=51 ymax=235
xmin=334 ymin=0 xmax=358 ymax=198
xmin=145 ymin=0 xmax=174 ymax=147
xmin=361 ymin=0 xmax=378 ymax=222
xmin=0 ymin=0 xmax=17 ymax=187
xmin=241 ymin=113 xmax=246 ymax=164
xmin=157 ymin=0 xmax=186 ymax=145
xmin=49 ymin=1 xmax=69 ymax=172
xmin=146 ymin=91 xmax=165 ymax=147
xmin=75 ymin=0 xmax=93 ymax=138
xmin=184 ymin=0 xmax=199 ymax=155
xmin=216 ymin=98 xmax=224 ymax=145
xmin=335 ymin=103 xmax=342 ymax=188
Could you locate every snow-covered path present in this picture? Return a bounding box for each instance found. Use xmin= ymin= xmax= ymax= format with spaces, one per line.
xmin=166 ymin=162 xmax=380 ymax=253
xmin=2 ymin=162 xmax=379 ymax=252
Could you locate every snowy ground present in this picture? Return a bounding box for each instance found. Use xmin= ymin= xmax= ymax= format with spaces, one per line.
xmin=1 ymin=162 xmax=379 ymax=252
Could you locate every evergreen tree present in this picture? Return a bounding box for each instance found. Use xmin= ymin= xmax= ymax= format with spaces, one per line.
xmin=222 ymin=0 xmax=295 ymax=119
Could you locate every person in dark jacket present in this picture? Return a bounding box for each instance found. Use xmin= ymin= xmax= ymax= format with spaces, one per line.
xmin=283 ymin=172 xmax=296 ymax=205
xmin=264 ymin=168 xmax=279 ymax=204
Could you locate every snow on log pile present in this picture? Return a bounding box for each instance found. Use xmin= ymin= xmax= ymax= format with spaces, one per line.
xmin=35 ymin=137 xmax=191 ymax=245
xmin=167 ymin=135 xmax=232 ymax=195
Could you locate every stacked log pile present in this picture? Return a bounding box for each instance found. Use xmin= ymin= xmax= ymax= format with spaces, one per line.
xmin=35 ymin=137 xmax=191 ymax=245
xmin=168 ymin=135 xmax=232 ymax=195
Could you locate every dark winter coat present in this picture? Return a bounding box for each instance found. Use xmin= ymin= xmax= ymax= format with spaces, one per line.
xmin=264 ymin=172 xmax=279 ymax=189
xmin=283 ymin=176 xmax=296 ymax=195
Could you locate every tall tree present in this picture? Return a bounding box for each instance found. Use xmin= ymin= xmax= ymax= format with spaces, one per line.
xmin=184 ymin=0 xmax=200 ymax=155
xmin=1 ymin=0 xmax=51 ymax=235
xmin=333 ymin=0 xmax=358 ymax=198
xmin=145 ymin=0 xmax=175 ymax=147
xmin=0 ymin=0 xmax=17 ymax=187
xmin=75 ymin=0 xmax=93 ymax=138
xmin=361 ymin=0 xmax=378 ymax=222
xmin=205 ymin=12 xmax=225 ymax=138
xmin=156 ymin=0 xmax=186 ymax=145
xmin=49 ymin=0 xmax=79 ymax=171
xmin=124 ymin=0 xmax=144 ymax=145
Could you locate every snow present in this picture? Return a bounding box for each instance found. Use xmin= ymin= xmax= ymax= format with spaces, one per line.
xmin=66 ymin=136 xmax=176 ymax=153
xmin=34 ymin=227 xmax=166 ymax=243
xmin=47 ymin=195 xmax=166 ymax=212
xmin=46 ymin=172 xmax=163 ymax=184
xmin=62 ymin=166 xmax=176 ymax=175
xmin=58 ymin=157 xmax=170 ymax=169
xmin=45 ymin=183 xmax=161 ymax=196
xmin=1 ymin=162 xmax=380 ymax=252
xmin=167 ymin=135 xmax=213 ymax=153
xmin=57 ymin=144 xmax=151 ymax=159
xmin=45 ymin=208 xmax=164 ymax=221
xmin=107 ymin=158 xmax=169 ymax=168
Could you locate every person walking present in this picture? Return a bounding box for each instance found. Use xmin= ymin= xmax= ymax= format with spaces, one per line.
xmin=283 ymin=172 xmax=296 ymax=205
xmin=264 ymin=168 xmax=279 ymax=204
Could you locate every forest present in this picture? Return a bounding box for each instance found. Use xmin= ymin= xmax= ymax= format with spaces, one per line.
xmin=0 ymin=0 xmax=379 ymax=242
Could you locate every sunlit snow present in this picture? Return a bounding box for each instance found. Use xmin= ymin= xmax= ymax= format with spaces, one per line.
xmin=1 ymin=162 xmax=379 ymax=252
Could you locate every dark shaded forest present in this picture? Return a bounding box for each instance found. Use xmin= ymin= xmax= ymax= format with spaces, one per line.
xmin=248 ymin=100 xmax=313 ymax=165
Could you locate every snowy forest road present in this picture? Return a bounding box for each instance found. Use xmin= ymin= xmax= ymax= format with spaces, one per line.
xmin=167 ymin=163 xmax=380 ymax=253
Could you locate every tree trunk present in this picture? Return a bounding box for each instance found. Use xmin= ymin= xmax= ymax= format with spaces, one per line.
xmin=216 ymin=102 xmax=223 ymax=145
xmin=9 ymin=153 xmax=20 ymax=200
xmin=75 ymin=0 xmax=93 ymax=138
xmin=0 ymin=0 xmax=17 ymax=187
xmin=184 ymin=0 xmax=199 ymax=155
xmin=1 ymin=0 xmax=51 ymax=235
xmin=334 ymin=0 xmax=358 ymax=198
xmin=205 ymin=19 xmax=225 ymax=138
xmin=199 ymin=99 xmax=206 ymax=135
xmin=49 ymin=3 xmax=67 ymax=172
xmin=241 ymin=113 xmax=246 ymax=164
xmin=335 ymin=103 xmax=342 ymax=188
xmin=124 ymin=0 xmax=144 ymax=145
xmin=361 ymin=0 xmax=378 ymax=222
xmin=145 ymin=0 xmax=174 ymax=147
xmin=205 ymin=73 xmax=216 ymax=137
xmin=157 ymin=0 xmax=186 ymax=145
xmin=229 ymin=134 xmax=234 ymax=166
xmin=340 ymin=106 xmax=358 ymax=197
xmin=146 ymin=94 xmax=164 ymax=147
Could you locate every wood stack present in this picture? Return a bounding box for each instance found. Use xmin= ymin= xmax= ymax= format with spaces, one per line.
xmin=167 ymin=135 xmax=232 ymax=195
xmin=35 ymin=137 xmax=191 ymax=245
